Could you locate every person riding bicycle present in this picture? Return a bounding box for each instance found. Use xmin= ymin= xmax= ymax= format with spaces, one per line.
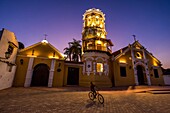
xmin=90 ymin=82 xmax=96 ymax=98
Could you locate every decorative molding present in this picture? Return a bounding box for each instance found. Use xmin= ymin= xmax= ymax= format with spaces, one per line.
xmin=84 ymin=56 xmax=94 ymax=61
xmin=83 ymin=52 xmax=109 ymax=59
xmin=95 ymin=56 xmax=104 ymax=62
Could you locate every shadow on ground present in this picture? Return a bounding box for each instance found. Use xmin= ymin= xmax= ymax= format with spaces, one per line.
xmin=86 ymin=99 xmax=104 ymax=108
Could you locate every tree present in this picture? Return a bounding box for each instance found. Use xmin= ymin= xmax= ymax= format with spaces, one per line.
xmin=18 ymin=42 xmax=25 ymax=49
xmin=63 ymin=47 xmax=72 ymax=61
xmin=63 ymin=38 xmax=82 ymax=62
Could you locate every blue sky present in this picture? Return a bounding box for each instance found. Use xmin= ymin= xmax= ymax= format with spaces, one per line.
xmin=0 ymin=0 xmax=170 ymax=68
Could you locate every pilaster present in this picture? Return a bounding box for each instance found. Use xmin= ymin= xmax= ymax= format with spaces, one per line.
xmin=24 ymin=57 xmax=34 ymax=87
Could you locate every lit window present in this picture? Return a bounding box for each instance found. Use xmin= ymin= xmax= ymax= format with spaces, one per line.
xmin=87 ymin=43 xmax=93 ymax=49
xmin=97 ymin=63 xmax=103 ymax=72
xmin=136 ymin=52 xmax=142 ymax=59
xmin=97 ymin=44 xmax=102 ymax=50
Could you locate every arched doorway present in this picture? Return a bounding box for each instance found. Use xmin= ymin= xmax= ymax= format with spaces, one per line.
xmin=31 ymin=63 xmax=49 ymax=87
xmin=137 ymin=65 xmax=147 ymax=85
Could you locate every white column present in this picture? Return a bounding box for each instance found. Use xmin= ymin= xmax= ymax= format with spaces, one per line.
xmin=24 ymin=57 xmax=34 ymax=87
xmin=145 ymin=67 xmax=151 ymax=85
xmin=104 ymin=63 xmax=108 ymax=76
xmin=143 ymin=49 xmax=151 ymax=85
xmin=93 ymin=62 xmax=96 ymax=75
xmin=131 ymin=47 xmax=138 ymax=85
xmin=83 ymin=62 xmax=85 ymax=75
xmin=48 ymin=59 xmax=56 ymax=87
xmin=134 ymin=69 xmax=139 ymax=85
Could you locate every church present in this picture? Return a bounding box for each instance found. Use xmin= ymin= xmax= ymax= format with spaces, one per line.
xmin=0 ymin=8 xmax=164 ymax=90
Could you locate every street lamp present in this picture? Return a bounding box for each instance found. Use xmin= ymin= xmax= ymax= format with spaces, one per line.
xmin=0 ymin=51 xmax=11 ymax=59
xmin=5 ymin=51 xmax=11 ymax=59
xmin=0 ymin=51 xmax=11 ymax=65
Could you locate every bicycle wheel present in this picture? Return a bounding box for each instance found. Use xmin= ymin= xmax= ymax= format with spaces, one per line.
xmin=88 ymin=92 xmax=94 ymax=100
xmin=98 ymin=94 xmax=104 ymax=104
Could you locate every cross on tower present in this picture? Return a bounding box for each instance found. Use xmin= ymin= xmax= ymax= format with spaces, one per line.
xmin=44 ymin=34 xmax=48 ymax=40
xmin=132 ymin=35 xmax=136 ymax=42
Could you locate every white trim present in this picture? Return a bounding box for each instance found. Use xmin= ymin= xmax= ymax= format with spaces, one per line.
xmin=93 ymin=62 xmax=96 ymax=75
xmin=134 ymin=61 xmax=151 ymax=85
xmin=24 ymin=57 xmax=34 ymax=87
xmin=48 ymin=59 xmax=56 ymax=87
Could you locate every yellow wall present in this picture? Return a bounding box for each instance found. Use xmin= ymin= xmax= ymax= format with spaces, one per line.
xmin=80 ymin=55 xmax=112 ymax=87
xmin=64 ymin=63 xmax=83 ymax=86
xmin=52 ymin=60 xmax=65 ymax=87
xmin=145 ymin=53 xmax=164 ymax=85
xmin=113 ymin=51 xmax=135 ymax=86
xmin=20 ymin=43 xmax=62 ymax=59
xmin=13 ymin=56 xmax=29 ymax=86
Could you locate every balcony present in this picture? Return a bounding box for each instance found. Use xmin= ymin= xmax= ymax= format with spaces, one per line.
xmin=83 ymin=45 xmax=112 ymax=54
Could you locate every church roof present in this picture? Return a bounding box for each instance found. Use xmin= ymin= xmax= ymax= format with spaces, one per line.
xmin=19 ymin=41 xmax=64 ymax=58
xmin=112 ymin=41 xmax=161 ymax=64
xmin=112 ymin=46 xmax=128 ymax=56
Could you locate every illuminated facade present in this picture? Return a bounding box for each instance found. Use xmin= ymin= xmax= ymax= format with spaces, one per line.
xmin=112 ymin=41 xmax=164 ymax=86
xmin=12 ymin=8 xmax=164 ymax=89
xmin=80 ymin=8 xmax=113 ymax=87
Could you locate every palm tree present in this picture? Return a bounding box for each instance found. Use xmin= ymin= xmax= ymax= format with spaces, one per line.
xmin=63 ymin=47 xmax=72 ymax=61
xmin=63 ymin=38 xmax=82 ymax=62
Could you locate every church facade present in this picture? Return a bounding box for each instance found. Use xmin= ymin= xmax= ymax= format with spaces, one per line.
xmin=13 ymin=8 xmax=164 ymax=88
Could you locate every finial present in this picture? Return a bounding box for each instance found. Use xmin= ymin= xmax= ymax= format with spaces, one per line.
xmin=41 ymin=34 xmax=48 ymax=43
xmin=44 ymin=34 xmax=48 ymax=40
xmin=132 ymin=35 xmax=136 ymax=42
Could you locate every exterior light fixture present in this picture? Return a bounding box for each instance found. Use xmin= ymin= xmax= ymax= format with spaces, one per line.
xmin=5 ymin=51 xmax=11 ymax=59
xmin=0 ymin=51 xmax=11 ymax=60
xmin=0 ymin=51 xmax=16 ymax=66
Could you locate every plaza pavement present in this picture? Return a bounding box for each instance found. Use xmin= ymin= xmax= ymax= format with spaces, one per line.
xmin=0 ymin=86 xmax=170 ymax=113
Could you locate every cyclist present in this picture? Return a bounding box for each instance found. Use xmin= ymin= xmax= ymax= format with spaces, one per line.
xmin=90 ymin=82 xmax=96 ymax=98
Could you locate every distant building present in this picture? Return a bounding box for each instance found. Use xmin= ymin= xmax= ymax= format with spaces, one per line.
xmin=163 ymin=69 xmax=170 ymax=85
xmin=0 ymin=28 xmax=18 ymax=90
xmin=12 ymin=8 xmax=164 ymax=88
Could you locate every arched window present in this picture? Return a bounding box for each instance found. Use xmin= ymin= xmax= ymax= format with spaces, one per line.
xmin=97 ymin=63 xmax=103 ymax=72
xmin=136 ymin=52 xmax=142 ymax=59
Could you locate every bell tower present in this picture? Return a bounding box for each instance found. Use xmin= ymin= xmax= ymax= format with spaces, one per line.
xmin=82 ymin=8 xmax=113 ymax=53
xmin=81 ymin=8 xmax=113 ymax=87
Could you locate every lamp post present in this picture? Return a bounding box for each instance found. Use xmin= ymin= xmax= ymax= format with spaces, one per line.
xmin=0 ymin=51 xmax=11 ymax=64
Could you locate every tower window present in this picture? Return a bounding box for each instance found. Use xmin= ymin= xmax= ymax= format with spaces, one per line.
xmin=87 ymin=43 xmax=93 ymax=49
xmin=97 ymin=44 xmax=102 ymax=50
xmin=97 ymin=63 xmax=103 ymax=72
xmin=120 ymin=66 xmax=126 ymax=77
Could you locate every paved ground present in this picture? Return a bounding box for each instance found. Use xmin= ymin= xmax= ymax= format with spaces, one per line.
xmin=0 ymin=86 xmax=170 ymax=113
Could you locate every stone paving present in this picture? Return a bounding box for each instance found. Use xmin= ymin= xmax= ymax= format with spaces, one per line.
xmin=0 ymin=87 xmax=170 ymax=113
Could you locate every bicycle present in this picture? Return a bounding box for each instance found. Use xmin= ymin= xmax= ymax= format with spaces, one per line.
xmin=88 ymin=90 xmax=104 ymax=104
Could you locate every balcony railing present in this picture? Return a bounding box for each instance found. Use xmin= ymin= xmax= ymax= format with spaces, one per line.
xmin=83 ymin=46 xmax=112 ymax=53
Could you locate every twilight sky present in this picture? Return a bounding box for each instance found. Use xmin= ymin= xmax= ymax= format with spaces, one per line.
xmin=0 ymin=0 xmax=170 ymax=68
